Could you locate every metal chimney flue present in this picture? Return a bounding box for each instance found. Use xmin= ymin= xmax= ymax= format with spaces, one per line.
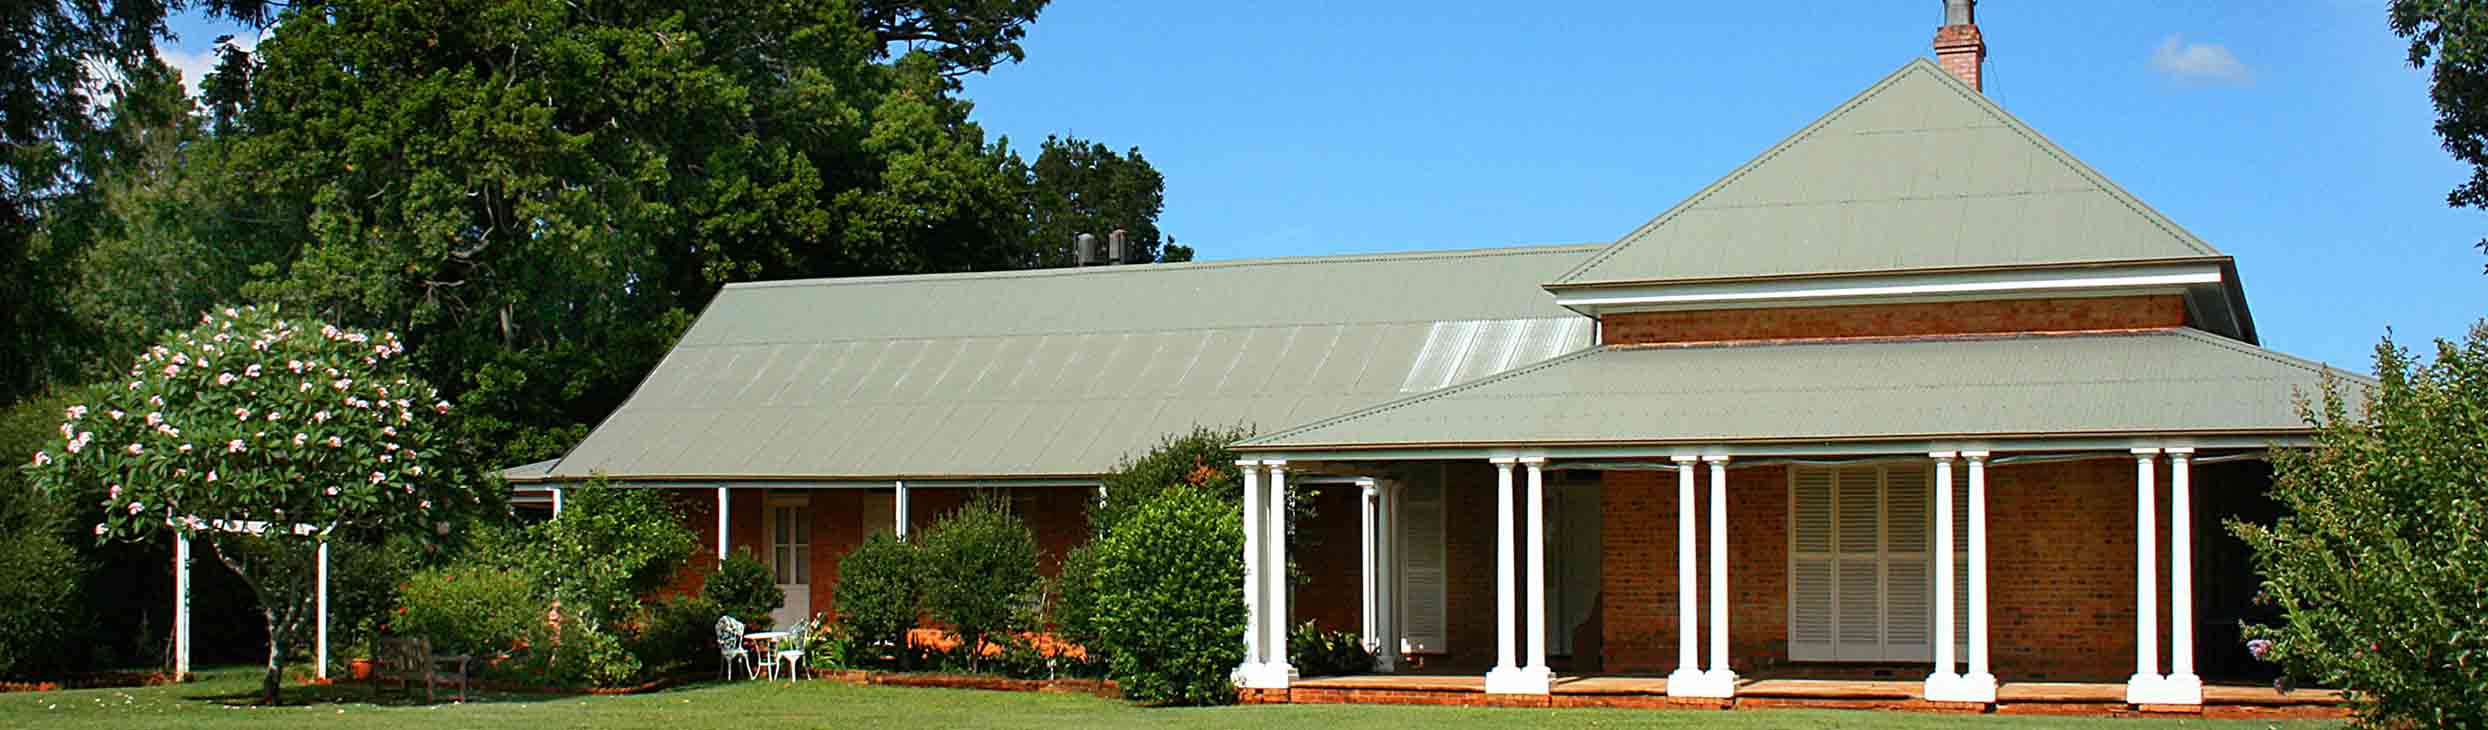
xmin=1108 ymin=229 xmax=1132 ymax=264
xmin=1075 ymin=233 xmax=1100 ymax=266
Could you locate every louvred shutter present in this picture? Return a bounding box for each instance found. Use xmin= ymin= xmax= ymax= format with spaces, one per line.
xmin=1398 ymin=481 xmax=1448 ymax=655
xmin=1788 ymin=467 xmax=1837 ymax=660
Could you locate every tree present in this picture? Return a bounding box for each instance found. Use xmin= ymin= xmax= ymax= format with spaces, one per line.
xmin=1017 ymin=135 xmax=1179 ymax=266
xmin=834 ymin=531 xmax=921 ymax=667
xmin=501 ymin=481 xmax=693 ymax=630
xmin=2229 ymin=324 xmax=2486 ymax=727
xmin=915 ymin=493 xmax=1038 ymax=671
xmin=2391 ymin=0 xmax=2488 ymax=269
xmin=857 ymin=0 xmax=1050 ymax=78
xmin=1090 ymin=484 xmax=1245 ymax=705
xmin=20 ymin=304 xmax=472 ymax=704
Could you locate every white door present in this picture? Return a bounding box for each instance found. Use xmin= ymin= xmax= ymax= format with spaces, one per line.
xmin=765 ymin=499 xmax=812 ymax=628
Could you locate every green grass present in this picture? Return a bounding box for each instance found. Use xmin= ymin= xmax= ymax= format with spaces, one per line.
xmin=0 ymin=666 xmax=2344 ymax=729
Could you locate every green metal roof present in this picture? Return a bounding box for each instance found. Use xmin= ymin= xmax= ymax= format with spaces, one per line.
xmin=1239 ymin=329 xmax=2362 ymax=451
xmin=542 ymin=244 xmax=1602 ymax=481
xmin=1555 ymin=59 xmax=2223 ymax=287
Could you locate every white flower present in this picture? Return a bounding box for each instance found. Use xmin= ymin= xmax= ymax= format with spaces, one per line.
xmin=266 ymin=412 xmax=281 ymax=422
xmin=245 ymin=364 xmax=262 ymax=378
xmin=59 ymin=422 xmax=73 ymax=440
xmin=419 ymin=500 xmax=432 ymax=510
xmin=66 ymin=434 xmax=88 ymax=454
xmin=314 ymin=410 xmax=331 ymax=423
xmin=379 ymin=454 xmax=393 ymax=463
xmin=171 ymin=352 xmax=188 ymax=365
xmin=332 ymin=379 xmax=352 ymax=391
xmin=65 ymin=405 xmax=87 ymax=420
xmin=382 ymin=427 xmax=397 ymax=437
xmin=326 ymin=436 xmax=342 ymax=448
xmin=226 ymin=440 xmax=245 ymax=454
xmin=161 ymin=364 xmax=180 ymax=377
xmin=369 ymin=472 xmax=386 ymax=484
xmin=126 ymin=502 xmax=143 ymax=515
xmin=145 ymin=412 xmax=163 ymax=426
xmin=408 ymin=465 xmax=424 ymax=476
xmin=93 ymin=524 xmax=107 ymax=536
xmin=216 ymin=373 xmax=236 ymax=386
xmin=287 ymin=360 xmax=305 ymax=373
xmin=434 ymin=401 xmax=451 ymax=414
xmin=147 ymin=395 xmax=162 ymax=406
xmin=234 ymin=407 xmax=251 ymax=420
xmin=31 ymin=452 xmax=50 ymax=466
xmin=107 ymin=485 xmax=120 ymax=500
xmin=298 ymin=382 xmax=312 ymax=392
xmin=292 ymin=433 xmax=308 ymax=446
xmin=108 ymin=410 xmax=124 ymax=420
xmin=205 ymin=471 xmax=218 ymax=483
xmin=127 ymin=381 xmax=142 ymax=391
xmin=223 ymin=307 xmax=238 ymax=317
xmin=125 ymin=443 xmax=143 ymax=455
xmin=177 ymin=443 xmax=192 ymax=453
xmin=325 ymin=486 xmax=340 ymax=496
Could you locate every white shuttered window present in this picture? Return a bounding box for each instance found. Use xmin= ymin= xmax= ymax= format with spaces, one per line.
xmin=1397 ymin=479 xmax=1449 ymax=654
xmin=1788 ymin=464 xmax=1936 ymax=662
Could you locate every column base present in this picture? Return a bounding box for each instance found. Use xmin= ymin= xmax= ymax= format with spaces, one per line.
xmin=2158 ymin=673 xmax=2203 ymax=704
xmin=1957 ymin=672 xmax=1998 ymax=703
xmin=1667 ymin=668 xmax=1736 ymax=698
xmin=1238 ymin=662 xmax=1294 ymax=690
xmin=2125 ymin=673 xmax=2199 ymax=705
xmin=1484 ymin=666 xmax=1549 ymax=694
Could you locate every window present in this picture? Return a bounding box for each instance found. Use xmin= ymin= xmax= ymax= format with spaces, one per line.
xmin=1787 ymin=463 xmax=1946 ymax=662
xmin=768 ymin=504 xmax=811 ymax=586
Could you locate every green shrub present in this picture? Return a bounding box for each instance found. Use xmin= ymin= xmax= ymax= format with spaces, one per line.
xmin=1093 ymin=427 xmax=1250 ymax=534
xmin=512 ymin=482 xmax=694 ymax=629
xmin=703 ymin=549 xmax=782 ymax=631
xmin=834 ymin=531 xmax=919 ymax=668
xmin=1049 ymin=541 xmax=1102 ymax=652
xmin=917 ymin=495 xmax=1039 ymax=672
xmin=0 ymin=525 xmax=85 ymax=675
xmin=516 ymin=619 xmax=639 ymax=687
xmin=1092 ymin=484 xmax=1245 ymax=705
xmin=626 ymin=595 xmax=725 ymax=677
xmin=1288 ymin=621 xmax=1373 ymax=678
xmin=325 ymin=535 xmax=431 ymax=671
xmin=394 ymin=563 xmax=541 ymax=656
xmin=2230 ymin=325 xmax=2488 ymax=727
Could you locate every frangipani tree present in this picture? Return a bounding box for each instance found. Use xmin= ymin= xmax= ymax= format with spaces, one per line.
xmin=21 ymin=305 xmax=472 ymax=703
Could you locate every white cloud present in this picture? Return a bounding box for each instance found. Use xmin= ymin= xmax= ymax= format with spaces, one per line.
xmin=2150 ymin=34 xmax=2251 ymax=85
xmin=165 ymin=31 xmax=262 ymax=93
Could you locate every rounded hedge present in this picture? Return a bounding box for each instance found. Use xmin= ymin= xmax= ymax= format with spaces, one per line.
xmin=834 ymin=531 xmax=920 ymax=666
xmin=1092 ymin=484 xmax=1244 ymax=705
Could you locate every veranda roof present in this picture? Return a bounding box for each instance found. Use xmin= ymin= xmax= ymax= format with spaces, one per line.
xmin=1237 ymin=328 xmax=2362 ymax=453
xmin=1554 ymin=59 xmax=2226 ymax=288
xmin=530 ymin=244 xmax=1603 ymax=482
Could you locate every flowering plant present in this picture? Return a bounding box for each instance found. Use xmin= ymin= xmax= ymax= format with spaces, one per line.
xmin=19 ymin=305 xmax=472 ymax=702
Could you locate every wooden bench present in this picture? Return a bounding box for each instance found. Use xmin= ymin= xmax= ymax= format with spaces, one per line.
xmin=370 ymin=637 xmax=471 ymax=703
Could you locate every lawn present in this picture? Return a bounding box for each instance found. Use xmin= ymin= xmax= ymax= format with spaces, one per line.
xmin=0 ymin=667 xmax=2346 ymax=729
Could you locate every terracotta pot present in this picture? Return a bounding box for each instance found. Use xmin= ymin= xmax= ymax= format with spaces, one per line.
xmin=348 ymin=659 xmax=374 ymax=681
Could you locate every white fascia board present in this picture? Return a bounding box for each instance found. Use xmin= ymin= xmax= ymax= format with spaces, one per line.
xmin=1552 ymin=262 xmax=2225 ymax=313
xmin=1243 ymin=433 xmax=2309 ymax=463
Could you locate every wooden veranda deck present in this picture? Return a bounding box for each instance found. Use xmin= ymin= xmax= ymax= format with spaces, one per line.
xmin=1249 ymin=673 xmax=2347 ymax=719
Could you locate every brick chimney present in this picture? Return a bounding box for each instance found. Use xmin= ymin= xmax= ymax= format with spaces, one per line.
xmin=1932 ymin=0 xmax=1985 ymax=91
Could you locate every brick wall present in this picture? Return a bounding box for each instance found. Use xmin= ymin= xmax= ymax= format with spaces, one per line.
xmin=1598 ymin=465 xmax=1788 ymax=675
xmin=1593 ymin=457 xmax=2179 ymax=683
xmin=1600 ymin=295 xmax=2186 ymax=346
xmin=1296 ymin=481 xmax=1366 ymax=634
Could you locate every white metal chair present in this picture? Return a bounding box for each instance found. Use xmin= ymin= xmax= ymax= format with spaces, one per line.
xmin=716 ymin=615 xmax=755 ymax=680
xmin=775 ymin=616 xmax=816 ymax=680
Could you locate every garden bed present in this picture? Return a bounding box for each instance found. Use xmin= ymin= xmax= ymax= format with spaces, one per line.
xmin=0 ymin=671 xmax=191 ymax=693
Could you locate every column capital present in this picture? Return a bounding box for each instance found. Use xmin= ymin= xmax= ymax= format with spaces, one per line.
xmin=1517 ymin=456 xmax=1547 ymax=465
xmin=1670 ymin=455 xmax=1700 ymax=464
xmin=1701 ymin=454 xmax=1732 ymax=464
xmin=1234 ymin=458 xmax=1259 ymax=468
xmin=1358 ymin=479 xmax=1379 ymax=497
xmin=1489 ymin=456 xmax=1519 ymax=466
xmin=1928 ymin=450 xmax=1959 ymax=460
xmin=1262 ymin=459 xmax=1289 ymax=469
xmin=1961 ymin=450 xmax=1991 ymax=461
xmin=2164 ymin=447 xmax=2196 ymax=457
xmin=2129 ymin=447 xmax=2162 ymax=457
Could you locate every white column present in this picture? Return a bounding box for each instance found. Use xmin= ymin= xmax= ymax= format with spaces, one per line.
xmin=1962 ymin=452 xmax=1997 ymax=700
xmin=316 ymin=540 xmax=330 ymax=680
xmin=1927 ymin=452 xmax=1961 ymax=699
xmin=1263 ymin=461 xmax=1294 ymax=682
xmin=2126 ymin=448 xmax=2164 ymax=703
xmin=894 ymin=480 xmax=911 ymax=539
xmin=1485 ymin=457 xmax=1532 ymax=693
xmin=1375 ymin=481 xmax=1400 ymax=672
xmin=551 ymin=487 xmax=564 ymax=516
xmin=1704 ymin=455 xmax=1736 ymax=691
xmin=716 ymin=485 xmax=731 ymax=565
xmin=1359 ymin=479 xmax=1379 ymax=655
xmin=1237 ymin=461 xmax=1264 ymax=682
xmin=1667 ymin=456 xmax=1705 ymax=694
xmin=174 ymin=535 xmax=191 ymax=678
xmin=2164 ymin=448 xmax=2202 ymax=701
xmin=1520 ymin=458 xmax=1553 ymax=687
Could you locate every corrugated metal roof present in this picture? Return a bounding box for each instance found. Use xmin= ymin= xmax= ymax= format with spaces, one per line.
xmin=1555 ymin=59 xmax=2222 ymax=287
xmin=544 ymin=244 xmax=1602 ymax=481
xmin=1240 ymin=329 xmax=2361 ymax=450
xmin=500 ymin=459 xmax=560 ymax=484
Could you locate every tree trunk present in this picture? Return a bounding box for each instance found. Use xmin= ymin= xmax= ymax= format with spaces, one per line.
xmin=261 ymin=606 xmax=282 ymax=705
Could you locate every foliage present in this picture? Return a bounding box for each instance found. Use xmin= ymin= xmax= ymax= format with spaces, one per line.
xmin=392 ymin=564 xmax=540 ymax=657
xmin=1091 ymin=484 xmax=1245 ymax=706
xmin=327 ymin=535 xmax=436 ymax=665
xmin=1288 ymin=621 xmax=1374 ymax=678
xmin=1018 ymin=135 xmax=1182 ymax=266
xmin=703 ymin=549 xmax=784 ymax=631
xmin=20 ymin=305 xmax=469 ymax=702
xmin=624 ymin=595 xmax=725 ymax=677
xmin=2230 ymin=324 xmax=2488 ymax=727
xmin=915 ymin=494 xmax=1040 ymax=672
xmin=513 ymin=618 xmax=640 ymax=688
xmin=0 ymin=524 xmax=87 ymax=675
xmin=2392 ymin=0 xmax=2488 ymax=269
xmin=505 ymin=482 xmax=693 ymax=630
xmin=834 ymin=531 xmax=921 ymax=668
xmin=1048 ymin=541 xmax=1102 ymax=653
xmin=1093 ymin=426 xmax=1251 ymax=534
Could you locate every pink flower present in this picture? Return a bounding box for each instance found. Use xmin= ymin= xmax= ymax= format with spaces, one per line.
xmin=58 ymin=422 xmax=72 ymax=440
xmin=298 ymin=382 xmax=312 ymax=392
xmin=66 ymin=434 xmax=88 ymax=453
xmin=125 ymin=443 xmax=143 ymax=455
xmin=108 ymin=410 xmax=123 ymax=420
xmin=434 ymin=401 xmax=451 ymax=414
xmin=326 ymin=436 xmax=342 ymax=448
xmin=244 ymin=364 xmax=262 ymax=378
xmin=369 ymin=472 xmax=386 ymax=484
xmin=126 ymin=502 xmax=143 ymax=515
xmin=107 ymin=485 xmax=121 ymax=500
xmin=332 ymin=379 xmax=352 ymax=391
xmin=292 ymin=433 xmax=308 ymax=447
xmin=233 ymin=407 xmax=251 ymax=420
xmin=313 ymin=410 xmax=331 ymax=423
xmin=382 ymin=427 xmax=397 ymax=437
xmin=161 ymin=364 xmax=180 ymax=376
xmin=176 ymin=443 xmax=192 ymax=453
xmin=145 ymin=412 xmax=163 ymax=426
xmin=379 ymin=454 xmax=393 ymax=463
xmin=419 ymin=500 xmax=432 ymax=510
xmin=325 ymin=486 xmax=340 ymax=496
xmin=64 ymin=405 xmax=87 ymax=420
xmin=179 ymin=515 xmax=202 ymax=531
xmin=30 ymin=451 xmax=50 ymax=466
xmin=266 ymin=412 xmax=280 ymax=422
xmin=205 ymin=471 xmax=218 ymax=483
xmin=127 ymin=381 xmax=141 ymax=391
xmin=226 ymin=439 xmax=246 ymax=454
xmin=408 ymin=465 xmax=424 ymax=476
xmin=216 ymin=373 xmax=236 ymax=386
xmin=287 ymin=360 xmax=305 ymax=373
xmin=92 ymin=523 xmax=106 ymax=536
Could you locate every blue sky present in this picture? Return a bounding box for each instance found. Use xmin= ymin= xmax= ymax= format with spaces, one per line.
xmin=161 ymin=2 xmax=2482 ymax=371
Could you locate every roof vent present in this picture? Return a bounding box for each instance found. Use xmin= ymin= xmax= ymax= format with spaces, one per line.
xmin=1075 ymin=233 xmax=1100 ymax=266
xmin=1108 ymin=229 xmax=1135 ymax=264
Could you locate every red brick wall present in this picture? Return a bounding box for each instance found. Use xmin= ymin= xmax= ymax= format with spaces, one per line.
xmin=1598 ymin=465 xmax=1788 ymax=675
xmin=1296 ymin=481 xmax=1365 ymax=634
xmin=1599 ymin=295 xmax=2187 ymax=346
xmin=1593 ymin=458 xmax=2176 ymax=683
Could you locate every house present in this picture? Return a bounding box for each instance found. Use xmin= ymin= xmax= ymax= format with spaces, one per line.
xmin=507 ymin=1 xmax=2357 ymax=711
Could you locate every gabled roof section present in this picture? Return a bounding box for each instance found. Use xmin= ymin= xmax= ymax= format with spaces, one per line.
xmin=541 ymin=244 xmax=1602 ymax=481
xmin=1555 ymin=58 xmax=2223 ymax=288
xmin=1239 ymin=329 xmax=2364 ymax=451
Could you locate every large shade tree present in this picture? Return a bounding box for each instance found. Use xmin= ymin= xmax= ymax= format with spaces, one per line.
xmin=21 ymin=305 xmax=474 ymax=703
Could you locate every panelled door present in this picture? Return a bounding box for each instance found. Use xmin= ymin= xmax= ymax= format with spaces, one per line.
xmin=764 ymin=495 xmax=812 ymax=628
